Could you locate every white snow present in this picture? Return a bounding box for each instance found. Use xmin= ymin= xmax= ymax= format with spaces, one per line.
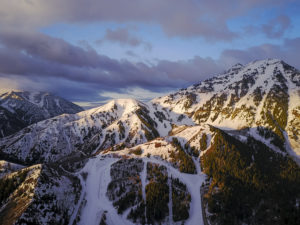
xmin=76 ymin=144 xmax=207 ymax=225
xmin=78 ymin=156 xmax=133 ymax=225
xmin=140 ymin=159 xmax=147 ymax=203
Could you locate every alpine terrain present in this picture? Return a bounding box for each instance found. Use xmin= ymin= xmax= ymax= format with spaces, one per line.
xmin=0 ymin=91 xmax=83 ymax=138
xmin=0 ymin=59 xmax=299 ymax=225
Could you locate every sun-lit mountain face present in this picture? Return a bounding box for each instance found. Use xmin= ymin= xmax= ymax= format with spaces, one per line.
xmin=1 ymin=0 xmax=300 ymax=224
xmin=154 ymin=59 xmax=300 ymax=156
xmin=0 ymin=59 xmax=299 ymax=225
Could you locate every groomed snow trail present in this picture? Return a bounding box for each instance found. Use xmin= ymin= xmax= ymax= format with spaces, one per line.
xmin=141 ymin=159 xmax=147 ymax=202
xmin=185 ymin=157 xmax=205 ymax=225
xmin=78 ymin=156 xmax=133 ymax=225
xmin=78 ymin=155 xmax=205 ymax=225
xmin=143 ymin=157 xmax=206 ymax=225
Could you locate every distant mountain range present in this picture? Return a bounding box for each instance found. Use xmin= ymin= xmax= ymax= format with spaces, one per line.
xmin=0 ymin=59 xmax=299 ymax=225
xmin=0 ymin=91 xmax=83 ymax=138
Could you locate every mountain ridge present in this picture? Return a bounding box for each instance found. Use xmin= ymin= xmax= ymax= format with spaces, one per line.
xmin=1 ymin=59 xmax=299 ymax=164
xmin=0 ymin=90 xmax=83 ymax=138
xmin=0 ymin=58 xmax=299 ymax=225
xmin=153 ymin=58 xmax=300 ymax=157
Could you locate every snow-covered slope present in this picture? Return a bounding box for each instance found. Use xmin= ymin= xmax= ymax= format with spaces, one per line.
xmin=0 ymin=90 xmax=83 ymax=138
xmin=153 ymin=59 xmax=300 ymax=156
xmin=3 ymin=59 xmax=298 ymax=164
xmin=0 ymin=98 xmax=194 ymax=163
xmin=72 ymin=124 xmax=213 ymax=225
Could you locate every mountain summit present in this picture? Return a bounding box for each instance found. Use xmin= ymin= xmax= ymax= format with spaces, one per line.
xmin=154 ymin=58 xmax=300 ymax=156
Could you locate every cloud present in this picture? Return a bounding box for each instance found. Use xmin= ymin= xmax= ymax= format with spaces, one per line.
xmin=1 ymin=0 xmax=294 ymax=41
xmin=96 ymin=28 xmax=152 ymax=50
xmin=0 ymin=24 xmax=300 ymax=105
xmin=125 ymin=50 xmax=138 ymax=57
xmin=245 ymin=15 xmax=291 ymax=39
xmin=262 ymin=15 xmax=291 ymax=38
xmin=0 ymin=29 xmax=102 ymax=68
xmin=156 ymin=57 xmax=223 ymax=82
xmin=0 ymin=30 xmax=224 ymax=103
xmin=100 ymin=87 xmax=171 ymax=102
xmin=220 ymin=37 xmax=300 ymax=69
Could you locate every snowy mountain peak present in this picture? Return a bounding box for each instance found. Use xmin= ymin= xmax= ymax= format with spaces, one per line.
xmin=0 ymin=90 xmax=83 ymax=115
xmin=107 ymin=98 xmax=142 ymax=111
xmin=226 ymin=63 xmax=244 ymax=73
xmin=153 ymin=59 xmax=300 ymax=157
xmin=0 ymin=90 xmax=83 ymax=138
xmin=247 ymin=58 xmax=281 ymax=66
xmin=81 ymin=98 xmax=143 ymax=119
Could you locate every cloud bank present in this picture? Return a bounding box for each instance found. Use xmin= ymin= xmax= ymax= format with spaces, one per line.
xmin=0 ymin=0 xmax=294 ymax=40
xmin=0 ymin=0 xmax=299 ymax=106
xmin=0 ymin=28 xmax=299 ymax=104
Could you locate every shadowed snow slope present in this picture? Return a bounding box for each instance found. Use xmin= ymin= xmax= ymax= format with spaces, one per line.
xmin=0 ymin=90 xmax=83 ymax=138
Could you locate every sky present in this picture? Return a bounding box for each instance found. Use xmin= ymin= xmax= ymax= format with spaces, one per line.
xmin=0 ymin=0 xmax=300 ymax=108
